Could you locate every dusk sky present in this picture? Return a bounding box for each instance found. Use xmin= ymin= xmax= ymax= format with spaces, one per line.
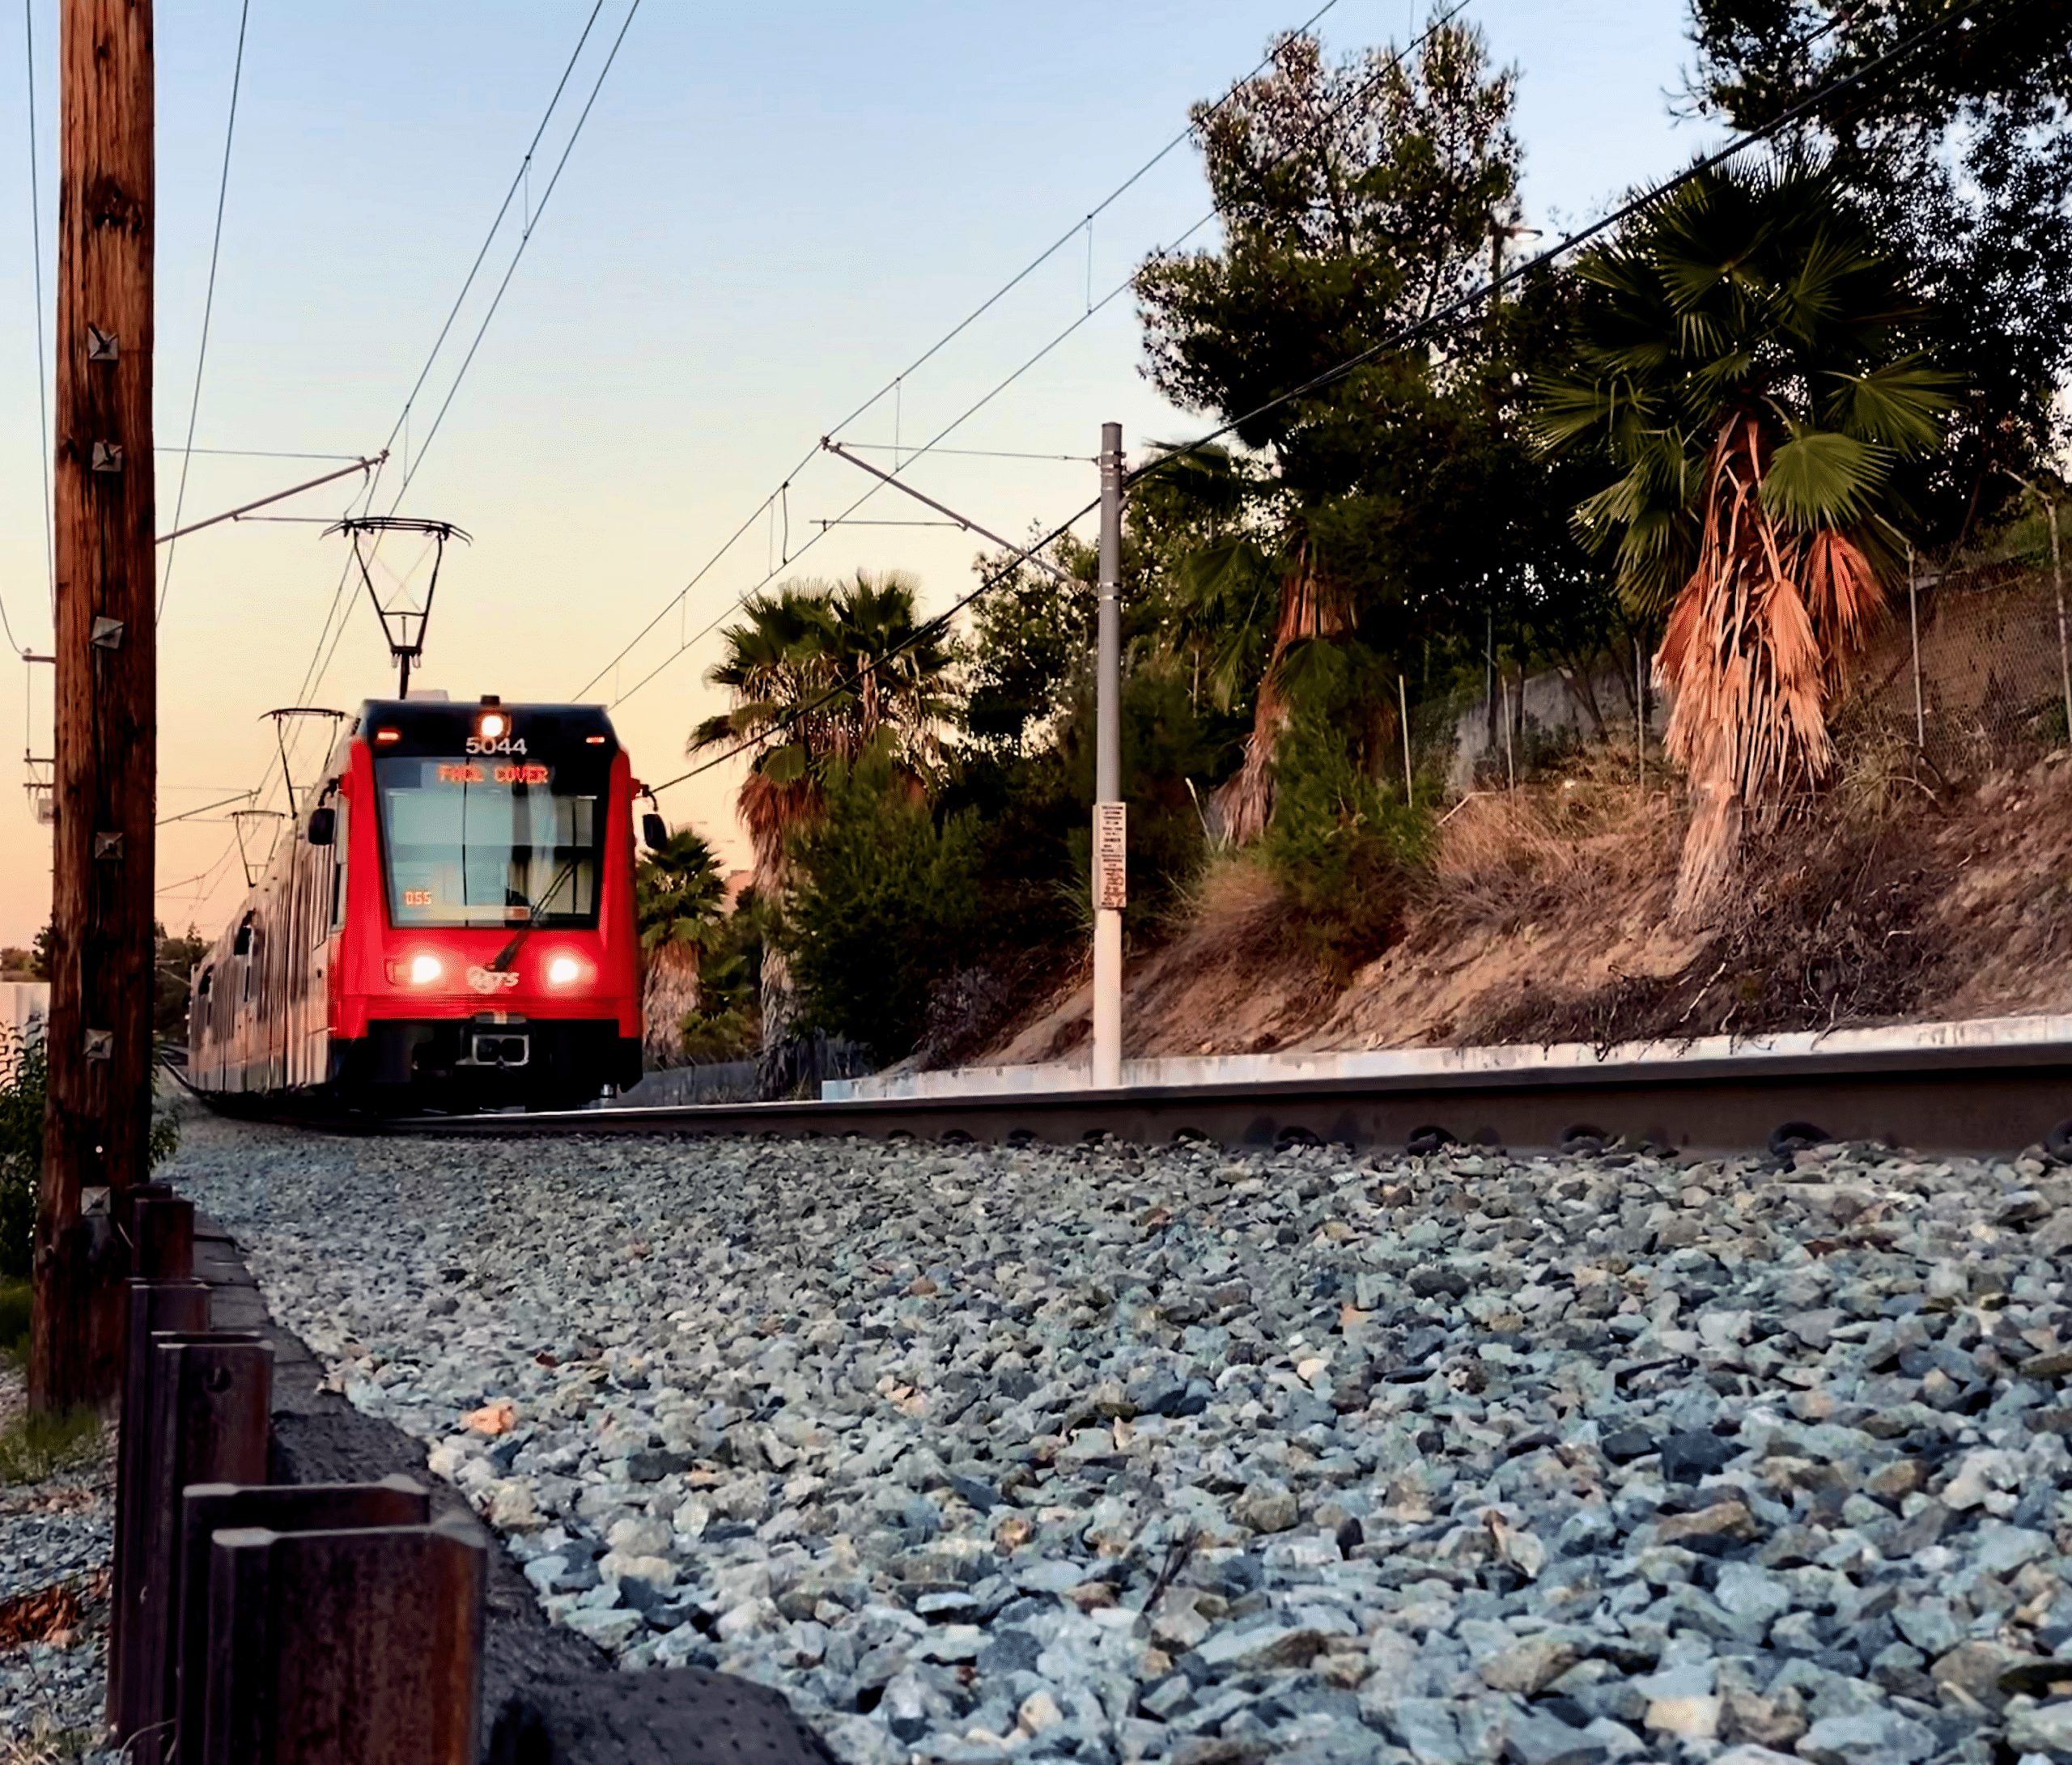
xmin=0 ymin=0 xmax=1712 ymax=947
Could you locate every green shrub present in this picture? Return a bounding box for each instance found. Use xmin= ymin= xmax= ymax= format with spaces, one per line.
xmin=0 ymin=1403 xmax=102 ymax=1483
xmin=0 ymin=1277 xmax=28 ymax=1362
xmin=0 ymin=1027 xmax=46 ymax=1283
xmin=1263 ymin=693 xmax=1432 ymax=979
xmin=783 ymin=758 xmax=983 ymax=1063
xmin=0 ymin=1025 xmax=180 ymax=1281
xmin=677 ymin=940 xmax=758 ymax=1062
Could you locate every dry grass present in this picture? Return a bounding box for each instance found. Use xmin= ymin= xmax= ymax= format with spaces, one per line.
xmin=0 ymin=1718 xmax=95 ymax=1765
xmin=1424 ymin=757 xmax=1679 ymax=939
xmin=0 ymin=1408 xmax=102 ymax=1487
xmin=980 ymin=728 xmax=2072 ymax=1067
xmin=1174 ymin=846 xmax=1284 ymax=934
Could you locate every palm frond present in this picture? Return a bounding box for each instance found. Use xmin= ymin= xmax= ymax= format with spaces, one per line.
xmin=1820 ymin=357 xmax=1958 ymax=452
xmin=1760 ymin=430 xmax=1889 ymax=529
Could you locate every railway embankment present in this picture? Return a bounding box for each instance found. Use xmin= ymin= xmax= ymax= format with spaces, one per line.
xmin=980 ymin=758 xmax=2072 ymax=1072
xmin=162 ymin=1113 xmax=2072 ymax=1764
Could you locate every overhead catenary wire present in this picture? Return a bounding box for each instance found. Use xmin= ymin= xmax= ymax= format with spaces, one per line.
xmin=575 ymin=0 xmax=1472 ymax=711
xmin=21 ymin=0 xmax=49 ymax=615
xmin=12 ymin=0 xmax=49 ymax=651
xmin=253 ymin=0 xmax=633 ymax=828
xmin=157 ymin=0 xmax=253 ymax=623
xmin=157 ymin=790 xmax=256 ymax=827
xmin=268 ymin=0 xmax=618 ymax=800
xmin=566 ymin=0 xmax=1385 ymax=704
xmin=820 ymin=0 xmax=1352 ymax=445
xmin=379 ymin=0 xmax=643 ymax=511
xmin=291 ymin=0 xmax=641 ymax=728
xmin=638 ymin=0 xmax=1994 ymax=802
xmin=156 ymin=446 xmax=367 ymax=461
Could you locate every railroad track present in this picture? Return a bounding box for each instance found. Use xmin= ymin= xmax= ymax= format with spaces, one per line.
xmin=248 ymin=1032 xmax=2072 ymax=1156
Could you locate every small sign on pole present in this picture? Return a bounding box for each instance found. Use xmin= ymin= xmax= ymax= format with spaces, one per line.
xmin=1093 ymin=802 xmax=1127 ymax=912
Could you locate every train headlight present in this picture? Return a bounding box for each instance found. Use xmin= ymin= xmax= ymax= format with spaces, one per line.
xmin=409 ymin=953 xmax=444 ymax=985
xmin=478 ymin=711 xmax=507 ymax=740
xmin=546 ymin=954 xmax=584 ymax=986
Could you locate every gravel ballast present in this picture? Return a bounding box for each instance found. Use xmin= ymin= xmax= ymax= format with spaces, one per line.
xmin=162 ymin=1115 xmax=2072 ymax=1764
xmin=0 ymin=1365 xmax=120 ymax=1762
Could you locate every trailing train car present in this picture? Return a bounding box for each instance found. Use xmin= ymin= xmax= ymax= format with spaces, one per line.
xmin=187 ymin=695 xmax=645 ymax=1112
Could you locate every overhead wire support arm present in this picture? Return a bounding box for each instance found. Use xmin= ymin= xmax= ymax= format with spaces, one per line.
xmin=155 ymin=453 xmax=388 ymax=547
xmin=819 ymin=439 xmax=1084 ymax=588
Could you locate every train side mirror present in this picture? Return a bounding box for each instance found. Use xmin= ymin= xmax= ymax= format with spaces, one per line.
xmin=641 ymin=812 xmax=668 ymax=851
xmin=307 ymin=807 xmax=336 ymax=847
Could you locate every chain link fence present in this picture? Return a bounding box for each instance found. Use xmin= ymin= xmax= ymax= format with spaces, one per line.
xmin=1839 ymin=541 xmax=2072 ymax=774
xmin=1377 ymin=526 xmax=2072 ymax=803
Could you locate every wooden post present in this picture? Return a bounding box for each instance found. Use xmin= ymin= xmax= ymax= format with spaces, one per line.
xmin=206 ymin=1519 xmax=487 ymax=1764
xmin=125 ymin=1333 xmax=270 ymax=1763
xmin=33 ymin=0 xmax=158 ymax=1414
xmin=176 ymin=1479 xmax=431 ymax=1763
xmin=108 ymin=1279 xmax=210 ymax=1741
xmin=130 ymin=1190 xmax=193 ymax=1280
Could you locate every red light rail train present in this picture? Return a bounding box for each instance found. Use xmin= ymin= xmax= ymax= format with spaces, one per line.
xmin=186 ymin=695 xmax=648 ymax=1113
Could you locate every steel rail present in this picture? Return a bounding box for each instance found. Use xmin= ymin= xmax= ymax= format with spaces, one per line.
xmin=234 ymin=1037 xmax=2072 ymax=1158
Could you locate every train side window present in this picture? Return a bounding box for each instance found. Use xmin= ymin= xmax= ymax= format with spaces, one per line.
xmin=329 ymin=800 xmax=350 ymax=931
xmin=232 ymin=912 xmax=254 ymax=957
xmin=197 ymin=967 xmax=212 ymax=997
xmin=243 ymin=926 xmax=259 ymax=1001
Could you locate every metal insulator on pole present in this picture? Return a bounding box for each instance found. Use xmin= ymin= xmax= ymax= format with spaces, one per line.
xmin=1093 ymin=423 xmax=1124 ymax=1090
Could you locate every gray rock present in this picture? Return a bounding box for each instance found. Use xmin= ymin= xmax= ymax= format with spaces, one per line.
xmin=2008 ymin=1701 xmax=2072 ymax=1755
xmin=1501 ymin=1710 xmax=1607 ymax=1765
xmin=1386 ymin=1697 xmax=1471 ymax=1765
xmin=157 ymin=1112 xmax=2072 ymax=1763
xmin=1796 ymin=1708 xmax=1938 ymax=1764
xmin=1233 ymin=1481 xmax=1299 ymax=1534
xmin=1477 ymin=1633 xmax=1581 ymax=1695
xmin=1190 ymin=1622 xmax=1328 ymax=1674
xmin=1659 ymin=1431 xmax=1739 ymax=1483
xmin=1975 ymin=1517 xmax=2053 ymax=1574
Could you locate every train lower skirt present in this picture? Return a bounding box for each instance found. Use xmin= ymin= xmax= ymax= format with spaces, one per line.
xmin=332 ymin=1017 xmax=643 ymax=1111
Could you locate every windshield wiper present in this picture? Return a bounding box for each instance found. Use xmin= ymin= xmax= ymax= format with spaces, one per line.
xmin=487 ymin=855 xmax=580 ymax=973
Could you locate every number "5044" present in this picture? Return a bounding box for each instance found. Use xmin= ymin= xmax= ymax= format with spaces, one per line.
xmin=464 ymin=736 xmax=528 ymax=756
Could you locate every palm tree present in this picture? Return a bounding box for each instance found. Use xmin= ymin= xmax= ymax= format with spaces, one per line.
xmin=687 ymin=571 xmax=954 ymax=1090
xmin=634 ymin=826 xmax=728 ymax=1068
xmin=1533 ymin=159 xmax=1955 ymax=920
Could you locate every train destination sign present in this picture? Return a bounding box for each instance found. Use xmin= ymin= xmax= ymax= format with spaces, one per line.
xmin=432 ymin=762 xmax=551 ymax=787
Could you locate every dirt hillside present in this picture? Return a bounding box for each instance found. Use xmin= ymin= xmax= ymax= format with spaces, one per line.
xmin=979 ymin=751 xmax=2072 ymax=1067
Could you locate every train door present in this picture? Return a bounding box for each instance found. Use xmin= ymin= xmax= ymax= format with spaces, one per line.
xmin=191 ymin=964 xmax=214 ymax=1088
xmin=232 ymin=912 xmax=257 ymax=1091
xmin=314 ymin=795 xmax=346 ymax=1083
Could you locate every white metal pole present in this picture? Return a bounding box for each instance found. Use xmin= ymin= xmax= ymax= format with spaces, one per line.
xmin=1399 ymin=674 xmax=1413 ymax=808
xmin=1502 ymin=672 xmax=1516 ymax=791
xmin=1909 ymin=547 xmax=1925 ymax=749
xmin=1093 ymin=422 xmax=1124 ymax=1089
xmin=1636 ymin=637 xmax=1645 ymax=793
xmin=2051 ymin=502 xmax=2070 ymax=745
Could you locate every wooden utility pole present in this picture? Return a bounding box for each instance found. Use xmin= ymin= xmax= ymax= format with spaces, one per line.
xmin=32 ymin=0 xmax=156 ymax=1413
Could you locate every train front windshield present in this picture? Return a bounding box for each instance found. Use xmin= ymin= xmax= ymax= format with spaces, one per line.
xmin=376 ymin=757 xmax=605 ymax=927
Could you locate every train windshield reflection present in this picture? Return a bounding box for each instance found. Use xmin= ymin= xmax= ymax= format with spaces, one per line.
xmin=376 ymin=757 xmax=602 ymax=927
